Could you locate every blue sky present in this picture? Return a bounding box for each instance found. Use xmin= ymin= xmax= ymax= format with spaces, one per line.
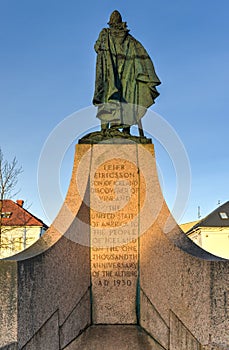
xmin=0 ymin=0 xmax=228 ymax=225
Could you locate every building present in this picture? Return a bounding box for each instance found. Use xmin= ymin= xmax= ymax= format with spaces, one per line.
xmin=0 ymin=199 xmax=48 ymax=258
xmin=181 ymin=201 xmax=229 ymax=259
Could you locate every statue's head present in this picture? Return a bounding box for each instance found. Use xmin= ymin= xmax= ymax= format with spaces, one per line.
xmin=108 ymin=10 xmax=122 ymax=26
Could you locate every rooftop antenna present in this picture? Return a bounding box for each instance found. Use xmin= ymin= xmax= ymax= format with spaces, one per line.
xmin=198 ymin=206 xmax=201 ymax=219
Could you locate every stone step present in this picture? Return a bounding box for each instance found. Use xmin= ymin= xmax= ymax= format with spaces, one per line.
xmin=64 ymin=325 xmax=165 ymax=350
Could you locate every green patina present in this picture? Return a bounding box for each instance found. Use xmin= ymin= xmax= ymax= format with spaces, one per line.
xmin=89 ymin=10 xmax=161 ymax=140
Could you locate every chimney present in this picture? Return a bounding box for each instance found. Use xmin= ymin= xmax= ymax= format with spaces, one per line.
xmin=16 ymin=200 xmax=24 ymax=207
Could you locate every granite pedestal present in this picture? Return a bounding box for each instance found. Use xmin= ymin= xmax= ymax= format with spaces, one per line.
xmin=0 ymin=143 xmax=228 ymax=350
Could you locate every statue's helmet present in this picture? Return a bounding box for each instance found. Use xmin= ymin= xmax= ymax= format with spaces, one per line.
xmin=108 ymin=10 xmax=122 ymax=26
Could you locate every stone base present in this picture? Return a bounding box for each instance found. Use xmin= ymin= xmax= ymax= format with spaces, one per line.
xmin=0 ymin=143 xmax=228 ymax=349
xmin=65 ymin=325 xmax=164 ymax=350
xmin=78 ymin=130 xmax=151 ymax=144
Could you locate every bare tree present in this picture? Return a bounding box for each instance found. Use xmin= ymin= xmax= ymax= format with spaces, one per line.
xmin=0 ymin=148 xmax=23 ymax=247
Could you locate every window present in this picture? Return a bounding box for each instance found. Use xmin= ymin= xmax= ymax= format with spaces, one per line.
xmin=1 ymin=212 xmax=12 ymax=218
xmin=219 ymin=212 xmax=228 ymax=219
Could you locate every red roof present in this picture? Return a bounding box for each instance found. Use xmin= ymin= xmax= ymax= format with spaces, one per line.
xmin=1 ymin=200 xmax=48 ymax=227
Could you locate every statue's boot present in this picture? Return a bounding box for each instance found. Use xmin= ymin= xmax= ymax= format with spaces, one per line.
xmin=123 ymin=126 xmax=130 ymax=135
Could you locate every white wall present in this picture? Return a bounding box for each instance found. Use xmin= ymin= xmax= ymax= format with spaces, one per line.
xmin=0 ymin=226 xmax=46 ymax=258
xmin=189 ymin=227 xmax=229 ymax=259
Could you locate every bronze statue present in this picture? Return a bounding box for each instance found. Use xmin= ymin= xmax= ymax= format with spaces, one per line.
xmin=93 ymin=10 xmax=161 ymax=137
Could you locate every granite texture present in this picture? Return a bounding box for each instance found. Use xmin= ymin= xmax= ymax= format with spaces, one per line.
xmin=140 ymin=290 xmax=169 ymax=349
xmin=21 ymin=311 xmax=59 ymax=350
xmin=169 ymin=311 xmax=201 ymax=350
xmin=90 ymin=145 xmax=139 ymax=324
xmin=0 ymin=262 xmax=17 ymax=347
xmin=64 ymin=325 xmax=165 ymax=350
xmin=60 ymin=289 xmax=91 ymax=349
xmin=0 ymin=143 xmax=228 ymax=349
xmin=17 ymin=234 xmax=90 ymax=349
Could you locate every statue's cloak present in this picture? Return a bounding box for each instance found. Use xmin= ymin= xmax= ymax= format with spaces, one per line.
xmin=93 ymin=28 xmax=161 ymax=125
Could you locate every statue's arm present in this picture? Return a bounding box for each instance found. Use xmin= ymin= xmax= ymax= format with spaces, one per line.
xmin=94 ymin=28 xmax=108 ymax=53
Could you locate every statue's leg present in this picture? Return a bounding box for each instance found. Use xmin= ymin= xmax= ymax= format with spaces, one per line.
xmin=138 ymin=120 xmax=144 ymax=137
xmin=101 ymin=122 xmax=109 ymax=132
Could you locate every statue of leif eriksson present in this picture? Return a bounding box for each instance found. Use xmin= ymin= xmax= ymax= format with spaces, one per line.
xmin=92 ymin=10 xmax=161 ymax=138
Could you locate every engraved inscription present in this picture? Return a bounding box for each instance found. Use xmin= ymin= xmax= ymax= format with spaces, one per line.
xmin=91 ymin=243 xmax=138 ymax=287
xmin=90 ymin=157 xmax=141 ymax=324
